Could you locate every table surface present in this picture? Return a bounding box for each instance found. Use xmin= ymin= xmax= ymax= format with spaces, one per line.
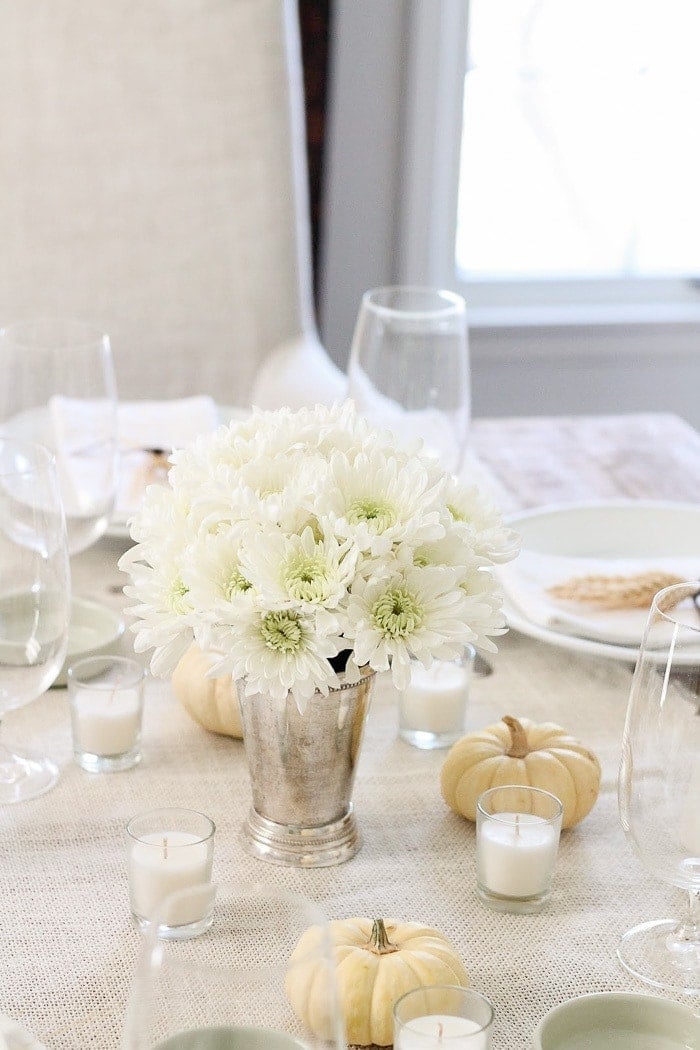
xmin=3 ymin=412 xmax=700 ymax=1049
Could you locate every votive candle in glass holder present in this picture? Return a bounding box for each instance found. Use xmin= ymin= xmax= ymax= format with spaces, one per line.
xmin=399 ymin=646 xmax=475 ymax=750
xmin=394 ymin=985 xmax=494 ymax=1050
xmin=126 ymin=808 xmax=216 ymax=939
xmin=476 ymin=785 xmax=563 ymax=914
xmin=68 ymin=655 xmax=145 ymax=772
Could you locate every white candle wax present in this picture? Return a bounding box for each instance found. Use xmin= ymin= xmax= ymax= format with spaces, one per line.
xmin=478 ymin=813 xmax=559 ymax=898
xmin=401 ymin=662 xmax=469 ymax=734
xmin=73 ymin=686 xmax=141 ymax=756
xmin=129 ymin=831 xmax=211 ymax=925
xmin=396 ymin=1014 xmax=488 ymax=1050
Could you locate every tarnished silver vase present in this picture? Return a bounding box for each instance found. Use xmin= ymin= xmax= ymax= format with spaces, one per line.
xmin=238 ymin=668 xmax=376 ymax=867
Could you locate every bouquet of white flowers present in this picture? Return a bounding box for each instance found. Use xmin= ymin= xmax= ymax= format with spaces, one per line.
xmin=121 ymin=402 xmax=519 ymax=707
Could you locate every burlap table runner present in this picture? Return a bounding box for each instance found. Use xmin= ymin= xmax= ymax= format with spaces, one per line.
xmin=2 ymin=626 xmax=690 ymax=1049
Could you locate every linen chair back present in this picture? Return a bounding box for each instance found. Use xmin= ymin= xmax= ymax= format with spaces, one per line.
xmin=0 ymin=0 xmax=325 ymax=404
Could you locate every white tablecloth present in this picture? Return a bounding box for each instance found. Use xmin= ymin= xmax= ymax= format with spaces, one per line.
xmin=4 ymin=413 xmax=700 ymax=1049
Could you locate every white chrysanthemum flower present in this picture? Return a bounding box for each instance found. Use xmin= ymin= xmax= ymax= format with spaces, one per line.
xmin=126 ymin=482 xmax=192 ymax=555
xmin=314 ymin=400 xmax=425 ymax=460
xmin=252 ymin=401 xmax=356 ymax=455
xmin=168 ymin=423 xmax=257 ymax=495
xmin=322 ymin=449 xmax=445 ymax=556
xmin=458 ymin=565 xmax=508 ymax=652
xmin=444 ymin=478 xmax=521 ymax=564
xmin=119 ymin=549 xmax=195 ymax=676
xmin=122 ymin=402 xmax=518 ymax=696
xmin=240 ymin=525 xmax=357 ymax=611
xmin=395 ymin=533 xmax=507 ymax=652
xmin=209 ymin=605 xmax=343 ymax=709
xmin=345 ymin=566 xmax=472 ymax=690
xmin=406 ymin=532 xmax=479 ymax=571
xmin=180 ymin=527 xmax=255 ymax=649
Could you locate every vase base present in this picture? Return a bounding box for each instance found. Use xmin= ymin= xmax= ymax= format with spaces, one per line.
xmin=241 ymin=806 xmax=362 ymax=867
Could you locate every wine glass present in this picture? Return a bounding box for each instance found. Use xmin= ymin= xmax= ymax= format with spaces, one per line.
xmin=0 ymin=319 xmax=118 ymax=555
xmin=122 ymin=882 xmax=345 ymax=1050
xmin=618 ymin=579 xmax=700 ymax=994
xmin=0 ymin=438 xmax=71 ymax=803
xmin=347 ymin=286 xmax=470 ymax=474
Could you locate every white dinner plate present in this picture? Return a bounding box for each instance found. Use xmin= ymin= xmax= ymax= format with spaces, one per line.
xmin=53 ymin=597 xmax=125 ymax=687
xmin=502 ymin=499 xmax=700 ymax=663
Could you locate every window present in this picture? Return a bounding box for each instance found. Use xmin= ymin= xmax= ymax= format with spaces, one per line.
xmin=321 ymin=1 xmax=700 ymax=428
xmin=457 ymin=0 xmax=700 ymax=316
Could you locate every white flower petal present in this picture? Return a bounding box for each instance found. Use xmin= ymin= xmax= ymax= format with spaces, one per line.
xmin=120 ymin=402 xmax=514 ymax=694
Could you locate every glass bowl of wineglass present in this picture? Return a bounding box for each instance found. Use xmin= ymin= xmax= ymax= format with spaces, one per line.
xmin=122 ymin=882 xmax=345 ymax=1050
xmin=0 ymin=438 xmax=71 ymax=802
xmin=0 ymin=319 xmax=118 ymax=555
xmin=618 ymin=579 xmax=700 ymax=994
xmin=347 ymin=286 xmax=470 ymax=475
xmin=0 ymin=319 xmax=120 ymax=676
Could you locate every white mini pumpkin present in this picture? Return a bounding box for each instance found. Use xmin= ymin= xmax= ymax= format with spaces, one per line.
xmin=441 ymin=715 xmax=601 ymax=829
xmin=171 ymin=644 xmax=242 ymax=738
xmin=286 ymin=917 xmax=469 ymax=1047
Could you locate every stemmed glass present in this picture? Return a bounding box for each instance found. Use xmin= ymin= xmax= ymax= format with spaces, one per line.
xmin=0 ymin=319 xmax=118 ymax=555
xmin=347 ymin=286 xmax=470 ymax=474
xmin=618 ymin=579 xmax=700 ymax=994
xmin=0 ymin=439 xmax=71 ymax=803
xmin=122 ymin=882 xmax=345 ymax=1050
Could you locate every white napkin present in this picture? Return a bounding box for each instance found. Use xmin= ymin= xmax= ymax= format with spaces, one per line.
xmin=115 ymin=396 xmax=218 ymax=522
xmin=48 ymin=396 xmax=116 ymax=517
xmin=497 ymin=551 xmax=700 ymax=646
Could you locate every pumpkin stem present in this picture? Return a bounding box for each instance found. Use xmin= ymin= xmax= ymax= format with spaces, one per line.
xmin=368 ymin=918 xmax=399 ymax=955
xmin=503 ymin=716 xmax=530 ymax=759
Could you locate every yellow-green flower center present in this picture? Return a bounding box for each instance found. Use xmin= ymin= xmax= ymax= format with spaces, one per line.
xmin=371 ymin=587 xmax=423 ymax=639
xmin=168 ymin=577 xmax=190 ymax=615
xmin=447 ymin=503 xmax=466 ymax=522
xmin=284 ymin=554 xmax=330 ymax=603
xmin=347 ymin=496 xmax=396 ymax=533
xmin=224 ymin=569 xmax=251 ymax=601
xmin=260 ymin=610 xmax=305 ymax=653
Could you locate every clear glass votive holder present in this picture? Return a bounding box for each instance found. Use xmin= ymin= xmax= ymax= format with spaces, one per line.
xmin=394 ymin=985 xmax=494 ymax=1049
xmin=126 ymin=808 xmax=216 ymax=939
xmin=68 ymin=655 xmax=145 ymax=772
xmin=398 ymin=646 xmax=475 ymax=750
xmin=476 ymin=785 xmax=563 ymax=914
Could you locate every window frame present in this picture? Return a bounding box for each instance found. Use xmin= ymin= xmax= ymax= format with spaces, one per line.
xmin=320 ymin=0 xmax=700 ymax=367
xmin=397 ymin=0 xmax=700 ymax=327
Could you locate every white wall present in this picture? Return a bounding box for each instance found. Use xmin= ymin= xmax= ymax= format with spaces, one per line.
xmin=319 ymin=0 xmax=407 ymax=369
xmin=471 ymin=324 xmax=700 ymax=427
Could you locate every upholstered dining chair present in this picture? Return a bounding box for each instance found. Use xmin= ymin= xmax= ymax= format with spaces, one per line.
xmin=0 ymin=0 xmax=344 ymax=407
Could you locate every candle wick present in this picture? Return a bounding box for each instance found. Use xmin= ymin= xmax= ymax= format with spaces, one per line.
xmin=108 ymin=676 xmax=123 ymax=705
xmin=163 ymin=835 xmax=168 ymax=860
xmin=438 ymin=1023 xmax=443 ymax=1042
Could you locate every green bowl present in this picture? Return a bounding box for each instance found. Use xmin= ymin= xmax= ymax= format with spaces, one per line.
xmin=531 ymin=992 xmax=699 ymax=1049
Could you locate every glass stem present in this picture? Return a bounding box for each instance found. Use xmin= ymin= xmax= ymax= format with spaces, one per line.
xmin=682 ymin=888 xmax=700 ymax=936
xmin=667 ymin=889 xmax=700 ymax=964
xmin=0 ymin=725 xmax=21 ymax=785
